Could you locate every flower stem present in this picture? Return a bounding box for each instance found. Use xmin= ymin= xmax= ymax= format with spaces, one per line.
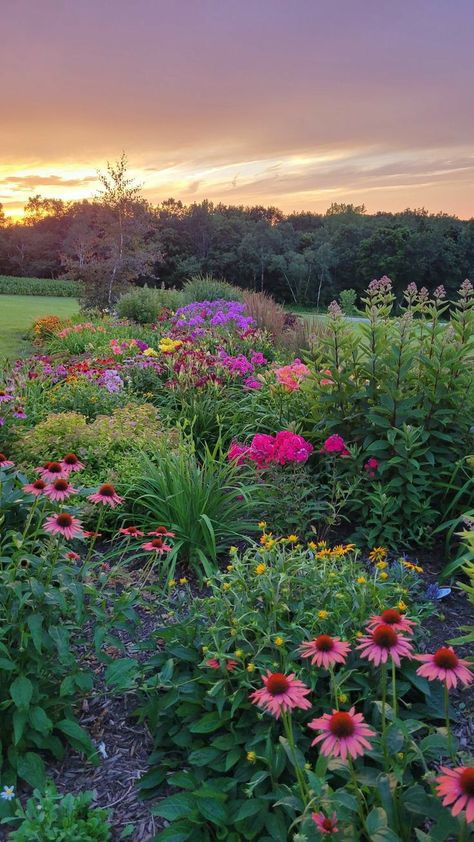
xmin=281 ymin=711 xmax=309 ymax=807
xmin=444 ymin=681 xmax=454 ymax=759
xmin=391 ymin=659 xmax=397 ymax=718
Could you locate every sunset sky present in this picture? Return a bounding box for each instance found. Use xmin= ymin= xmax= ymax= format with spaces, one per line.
xmin=2 ymin=0 xmax=474 ymax=218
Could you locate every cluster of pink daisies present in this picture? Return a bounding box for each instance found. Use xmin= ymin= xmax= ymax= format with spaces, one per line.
xmin=248 ymin=608 xmax=473 ymax=829
xmin=228 ymin=430 xmax=314 ymax=468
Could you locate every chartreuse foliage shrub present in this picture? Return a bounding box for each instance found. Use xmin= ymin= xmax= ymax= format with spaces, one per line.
xmin=306 ymin=278 xmax=474 ymax=548
xmin=0 ymin=275 xmax=82 ymax=297
xmin=105 ymin=541 xmax=464 ymax=841
xmin=181 ymin=274 xmax=243 ymax=304
xmin=14 ymin=404 xmax=180 ymax=490
xmin=4 ymin=784 xmax=112 ymax=841
xmin=116 ymin=285 xmax=183 ymax=323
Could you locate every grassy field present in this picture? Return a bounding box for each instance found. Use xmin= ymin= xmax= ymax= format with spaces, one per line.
xmin=0 ymin=295 xmax=79 ymax=358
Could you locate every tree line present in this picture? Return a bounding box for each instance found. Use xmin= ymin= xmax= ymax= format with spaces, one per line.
xmin=1 ymin=156 xmax=473 ymax=307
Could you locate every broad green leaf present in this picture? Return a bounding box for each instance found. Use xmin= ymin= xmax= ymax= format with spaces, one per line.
xmin=10 ymin=675 xmax=33 ymax=711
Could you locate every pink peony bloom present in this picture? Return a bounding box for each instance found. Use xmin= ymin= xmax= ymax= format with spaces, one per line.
xmin=321 ymin=434 xmax=350 ymax=456
xmin=250 ymin=671 xmax=312 ymax=719
xmin=273 ymin=430 xmax=313 ymax=465
xmin=364 ymin=457 xmax=379 ymax=477
xmin=227 ymin=441 xmax=250 ymax=465
xmin=415 ymin=647 xmax=473 ymax=689
xmin=436 ymin=766 xmax=474 ymax=824
xmin=36 ymin=461 xmax=67 ymax=482
xmin=88 ymin=483 xmax=123 ymax=508
xmin=61 ymin=453 xmax=85 ymax=473
xmin=312 ymin=811 xmax=339 ymax=835
xmin=248 ymin=434 xmax=276 ymax=468
xmin=44 ymin=478 xmax=78 ymax=502
xmin=299 ymin=634 xmax=350 ymax=669
xmin=356 ymin=624 xmax=414 ymax=667
xmin=140 ymin=538 xmax=172 ymax=553
xmin=366 ymin=608 xmax=416 ymax=635
xmin=309 ymin=707 xmax=375 ymax=760
xmin=43 ymin=512 xmax=83 ymax=541
xmin=22 ymin=478 xmax=47 ymax=496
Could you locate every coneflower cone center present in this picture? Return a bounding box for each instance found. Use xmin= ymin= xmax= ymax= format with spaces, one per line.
xmin=0 ymin=452 xmax=7 ymax=461
xmin=63 ymin=453 xmax=79 ymax=464
xmin=315 ymin=634 xmax=334 ymax=652
xmin=433 ymin=647 xmax=459 ymax=669
xmin=46 ymin=462 xmax=62 ymax=473
xmin=381 ymin=609 xmax=401 ymax=624
xmin=322 ymin=819 xmax=335 ymax=831
xmin=56 ymin=513 xmax=73 ymax=527
xmin=329 ymin=712 xmax=355 ymax=737
xmin=53 ymin=479 xmax=69 ymax=491
xmin=33 ymin=480 xmax=46 ymax=489
xmin=266 ymin=673 xmax=290 ymax=695
xmin=373 ymin=624 xmax=398 ymax=648
xmin=150 ymin=538 xmax=164 ymax=547
xmin=99 ymin=484 xmax=115 ymax=496
xmin=460 ymin=768 xmax=474 ymax=795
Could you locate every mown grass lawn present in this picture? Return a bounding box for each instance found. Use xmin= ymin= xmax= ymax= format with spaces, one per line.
xmin=0 ymin=295 xmax=79 ymax=358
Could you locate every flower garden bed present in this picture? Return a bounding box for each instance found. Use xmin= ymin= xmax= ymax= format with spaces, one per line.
xmin=0 ymin=278 xmax=473 ymax=840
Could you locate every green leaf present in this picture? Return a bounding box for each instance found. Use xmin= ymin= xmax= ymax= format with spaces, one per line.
xmin=234 ymin=800 xmax=264 ymax=822
xmin=196 ymin=797 xmax=227 ymax=825
xmin=189 ymin=712 xmax=229 ymax=734
xmin=105 ymin=658 xmax=139 ymax=691
xmin=153 ymin=793 xmax=196 ymax=821
xmin=13 ymin=710 xmax=27 ymax=744
xmin=26 ymin=614 xmax=44 ymax=652
xmin=10 ymin=675 xmax=33 ymax=711
xmin=56 ymin=719 xmax=95 ymax=759
xmin=16 ymin=751 xmax=45 ymax=788
xmin=29 ymin=705 xmax=53 ymax=735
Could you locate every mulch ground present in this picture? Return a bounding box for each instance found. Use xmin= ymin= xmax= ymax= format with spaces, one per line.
xmin=1 ymin=555 xmax=473 ymax=841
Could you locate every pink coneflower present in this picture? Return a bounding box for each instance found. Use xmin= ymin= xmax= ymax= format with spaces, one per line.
xmin=356 ymin=624 xmax=414 ymax=666
xmin=65 ymin=551 xmax=80 ymax=561
xmin=44 ymin=477 xmax=77 ymax=502
xmin=43 ymin=512 xmax=83 ymax=541
xmin=415 ymin=647 xmax=473 ymax=689
xmin=119 ymin=526 xmax=144 ymax=537
xmin=0 ymin=390 xmax=13 ymax=402
xmin=312 ymin=812 xmax=339 ymax=835
xmin=250 ymin=671 xmax=312 ymax=719
xmin=299 ymin=634 xmax=350 ymax=669
xmin=0 ymin=453 xmax=14 ymax=469
xmin=140 ymin=537 xmax=172 ymax=553
xmin=147 ymin=526 xmax=175 ymax=537
xmin=436 ymin=766 xmax=474 ymax=823
xmin=88 ymin=483 xmax=123 ymax=507
xmin=61 ymin=452 xmax=84 ymax=472
xmin=13 ymin=406 xmax=26 ymax=419
xmin=22 ymin=478 xmax=47 ymax=496
xmin=83 ymin=530 xmax=102 ymax=539
xmin=36 ymin=461 xmax=67 ymax=482
xmin=308 ymin=707 xmax=375 ymax=760
xmin=206 ymin=658 xmax=237 ymax=671
xmin=366 ymin=609 xmax=416 ymax=635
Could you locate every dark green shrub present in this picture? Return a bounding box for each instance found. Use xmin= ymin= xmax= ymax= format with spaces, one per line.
xmin=116 ymin=286 xmax=183 ymax=323
xmin=181 ymin=274 xmax=243 ymax=303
